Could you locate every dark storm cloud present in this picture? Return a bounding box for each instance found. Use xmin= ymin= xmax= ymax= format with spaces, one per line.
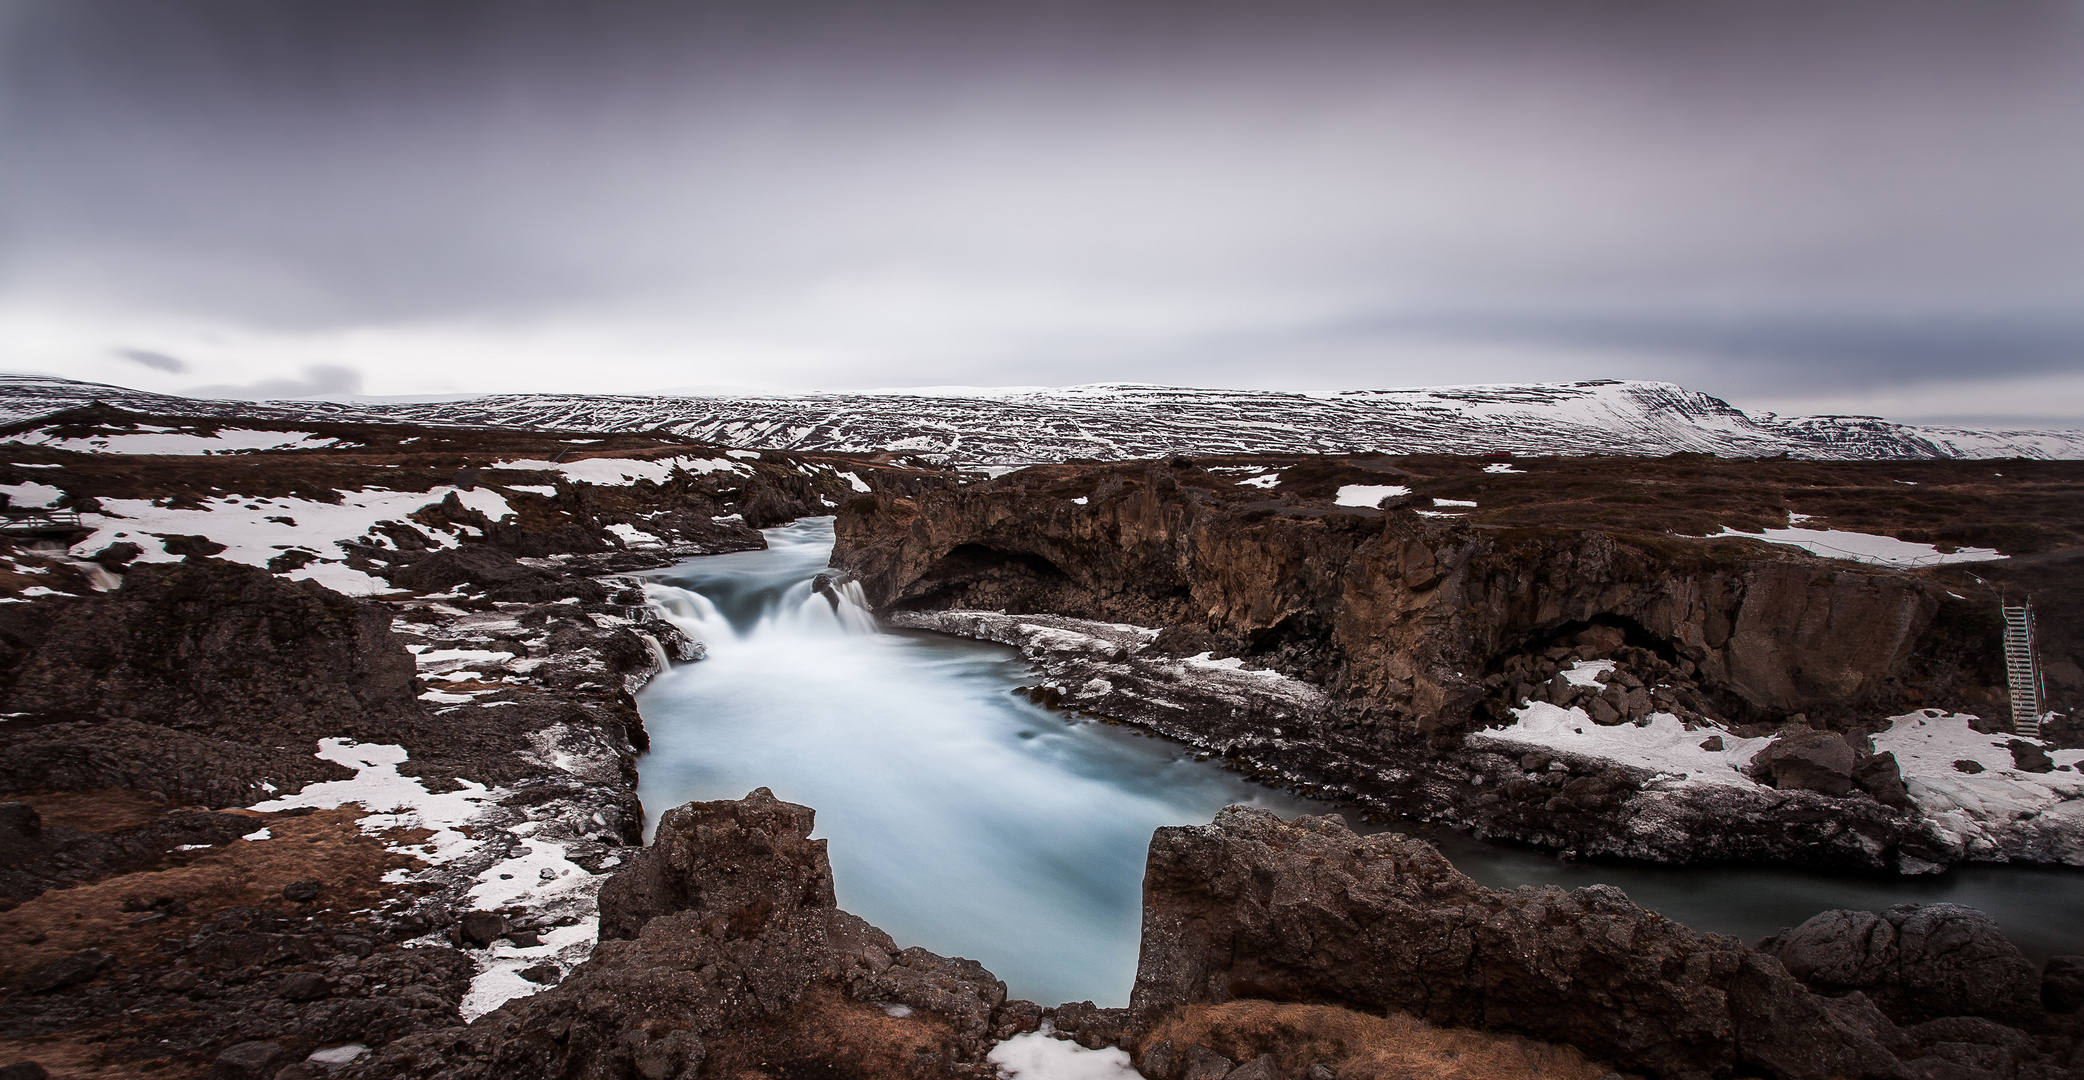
xmin=115 ymin=347 xmax=186 ymax=373
xmin=2 ymin=0 xmax=2080 ymax=415
xmin=188 ymin=364 xmax=363 ymax=400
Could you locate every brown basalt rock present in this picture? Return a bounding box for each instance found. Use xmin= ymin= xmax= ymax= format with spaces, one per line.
xmin=1130 ymin=805 xmax=1924 ymax=1080
xmin=0 ymin=559 xmax=425 ymax=746
xmin=376 ymin=791 xmax=1010 ymax=1080
xmin=835 ymin=472 xmax=1950 ymax=737
xmin=595 ymin=786 xmax=836 ymax=942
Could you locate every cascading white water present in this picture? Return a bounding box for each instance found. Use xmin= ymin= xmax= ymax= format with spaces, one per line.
xmin=634 ymin=519 xmax=2084 ymax=1006
xmin=632 ymin=518 xmax=1331 ymax=1007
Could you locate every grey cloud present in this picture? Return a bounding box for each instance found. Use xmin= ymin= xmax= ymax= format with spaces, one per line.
xmin=114 ymin=347 xmax=186 ymax=373
xmin=189 ymin=364 xmax=363 ymax=400
xmin=2 ymin=1 xmax=2082 ymax=418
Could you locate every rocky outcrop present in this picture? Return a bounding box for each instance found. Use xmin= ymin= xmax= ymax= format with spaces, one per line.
xmin=831 ymin=461 xmax=2056 ymax=871
xmin=1760 ymin=905 xmax=2046 ymax=1027
xmin=0 ymin=559 xmax=429 ymax=806
xmin=1130 ymin=805 xmax=2082 ymax=1080
xmin=835 ymin=462 xmax=1958 ymax=737
xmin=0 ymin=558 xmax=423 ymax=741
xmin=372 ymin=790 xmax=1032 ymax=1080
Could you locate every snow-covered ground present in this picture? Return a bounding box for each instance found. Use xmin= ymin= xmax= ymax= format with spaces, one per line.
xmin=7 ymin=427 xmax=341 ymax=455
xmin=69 ymin=487 xmax=517 ymax=594
xmin=1334 ymin=484 xmax=1410 ymax=508
xmin=1468 ymin=698 xmax=1775 ymax=789
xmin=250 ymin=734 xmax=617 ymax=1020
xmin=18 ymin=372 xmax=2084 ymax=463
xmin=988 ymin=1028 xmax=1142 ymax=1079
xmin=1873 ymin=711 xmax=2084 ymax=865
xmin=1709 ymin=525 xmax=2006 ymax=569
xmin=1472 ymin=676 xmax=2084 ymax=867
xmin=492 ymin=454 xmax=750 ymax=485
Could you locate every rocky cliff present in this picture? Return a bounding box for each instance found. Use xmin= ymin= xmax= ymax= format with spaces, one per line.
xmin=369 ymin=789 xmax=1035 ymax=1080
xmin=834 ymin=455 xmax=2084 ymax=869
xmin=1130 ymin=805 xmax=2083 ymax=1080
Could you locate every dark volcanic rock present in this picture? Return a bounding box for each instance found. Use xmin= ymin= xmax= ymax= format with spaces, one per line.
xmin=0 ymin=806 xmax=256 ymax=903
xmin=1760 ymin=905 xmax=2046 ymax=1026
xmin=835 ymin=465 xmax=1950 ymax=735
xmin=1131 ymin=805 xmax=1923 ymax=1080
xmin=2044 ymin=956 xmax=2084 ymax=1014
xmin=375 ymin=790 xmax=1011 ymax=1080
xmin=20 ymin=949 xmax=111 ymax=993
xmin=0 ymin=559 xmax=428 ymax=805
xmin=390 ymin=544 xmax=605 ymax=603
xmin=595 ymin=785 xmax=836 ymax=941
xmin=1750 ymin=729 xmax=1858 ymax=796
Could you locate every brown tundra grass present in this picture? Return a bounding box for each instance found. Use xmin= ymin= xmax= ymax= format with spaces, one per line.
xmin=1143 ymin=1000 xmax=1608 ymax=1080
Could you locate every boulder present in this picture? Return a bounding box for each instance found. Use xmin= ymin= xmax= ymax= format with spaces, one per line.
xmin=371 ymin=791 xmax=1010 ymax=1080
xmin=209 ymin=1042 xmax=288 ymax=1080
xmin=2043 ymin=955 xmax=2084 ymax=1014
xmin=20 ymin=949 xmax=111 ymax=993
xmin=1759 ymin=904 xmax=2044 ymax=1026
xmin=1131 ymin=805 xmax=1917 ymax=1080
xmin=1749 ymin=729 xmax=1857 ymax=796
xmin=2008 ymin=740 xmax=2054 ymax=773
xmin=1851 ymin=752 xmax=1911 ymax=808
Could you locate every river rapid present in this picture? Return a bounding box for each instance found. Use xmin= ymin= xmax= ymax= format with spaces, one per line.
xmin=636 ymin=518 xmax=2084 ymax=1007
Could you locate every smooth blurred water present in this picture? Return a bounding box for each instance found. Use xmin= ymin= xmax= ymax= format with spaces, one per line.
xmin=635 ymin=518 xmax=2084 ymax=1007
xmin=634 ymin=518 xmax=1331 ymax=1007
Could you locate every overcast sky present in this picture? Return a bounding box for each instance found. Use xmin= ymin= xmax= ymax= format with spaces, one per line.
xmin=3 ymin=1 xmax=2082 ymax=425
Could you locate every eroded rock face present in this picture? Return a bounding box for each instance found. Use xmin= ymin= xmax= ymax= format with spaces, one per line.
xmin=1760 ymin=905 xmax=2045 ymax=1026
xmin=834 ymin=464 xmax=1951 ymax=737
xmin=376 ymin=790 xmax=1024 ymax=1080
xmin=0 ymin=559 xmax=429 ymax=806
xmin=0 ymin=558 xmax=422 ymax=740
xmin=1128 ymin=805 xmax=2076 ymax=1080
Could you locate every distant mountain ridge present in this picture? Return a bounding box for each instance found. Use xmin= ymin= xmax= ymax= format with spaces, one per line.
xmin=4 ymin=372 xmax=2080 ymax=463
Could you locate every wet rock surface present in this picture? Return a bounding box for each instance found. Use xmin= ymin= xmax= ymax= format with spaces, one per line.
xmin=1129 ymin=804 xmax=2083 ymax=1080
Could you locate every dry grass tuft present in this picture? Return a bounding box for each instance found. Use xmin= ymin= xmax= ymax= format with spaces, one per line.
xmin=1144 ymin=1000 xmax=1608 ymax=1080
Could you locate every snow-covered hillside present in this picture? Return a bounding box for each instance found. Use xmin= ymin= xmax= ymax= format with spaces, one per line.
xmin=5 ymin=373 xmax=2081 ymax=463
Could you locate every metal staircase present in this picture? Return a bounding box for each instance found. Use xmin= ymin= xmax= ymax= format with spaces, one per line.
xmin=2002 ymin=602 xmax=2043 ymax=738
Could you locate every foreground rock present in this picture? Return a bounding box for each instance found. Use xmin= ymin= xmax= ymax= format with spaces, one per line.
xmin=1130 ymin=805 xmax=2083 ymax=1080
xmin=371 ymin=789 xmax=1034 ymax=1080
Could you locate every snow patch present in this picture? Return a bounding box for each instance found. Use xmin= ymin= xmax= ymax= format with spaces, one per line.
xmin=1333 ymin=484 xmax=1410 ymax=508
xmin=1483 ymin=463 xmax=1525 ymax=474
xmin=0 ymin=481 xmax=64 ymax=507
xmin=1873 ymin=711 xmax=2084 ymax=863
xmin=11 ymin=429 xmax=337 ymax=455
xmin=68 ymin=487 xmax=501 ymax=595
xmin=1708 ymin=525 xmax=2005 ymax=568
xmin=1432 ymin=498 xmax=1478 ymax=508
xmin=988 ymin=1027 xmax=1142 ymax=1079
xmin=1469 ymin=699 xmax=1774 ymax=789
xmin=250 ymin=739 xmax=494 ymax=866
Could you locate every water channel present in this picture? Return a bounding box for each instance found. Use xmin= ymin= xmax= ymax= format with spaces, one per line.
xmin=635 ymin=518 xmax=2084 ymax=1008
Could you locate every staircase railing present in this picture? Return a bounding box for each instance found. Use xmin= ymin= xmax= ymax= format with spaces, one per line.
xmin=2002 ymin=603 xmax=2043 ymax=738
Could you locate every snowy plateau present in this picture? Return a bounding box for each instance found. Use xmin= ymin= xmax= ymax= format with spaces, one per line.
xmin=7 ymin=373 xmax=2084 ymax=464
